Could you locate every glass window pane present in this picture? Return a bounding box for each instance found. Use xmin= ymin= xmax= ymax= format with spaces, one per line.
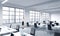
xmin=2 ymin=11 xmax=9 ymax=15
xmin=16 ymin=16 xmax=19 ymax=19
xmin=16 ymin=20 xmax=19 ymax=22
xmin=20 ymin=9 xmax=24 ymax=12
xmin=10 ymin=16 xmax=14 ymax=19
xmin=20 ymin=13 xmax=23 ymax=15
xmin=3 ymin=16 xmax=9 ymax=19
xmin=16 ymin=12 xmax=19 ymax=15
xmin=10 ymin=8 xmax=14 ymax=11
xmin=2 ymin=7 xmax=9 ymax=10
xmin=19 ymin=16 xmax=23 ymax=19
xmin=10 ymin=12 xmax=14 ymax=15
xmin=3 ymin=20 xmax=9 ymax=23
xmin=16 ymin=9 xmax=19 ymax=11
xmin=10 ymin=20 xmax=14 ymax=23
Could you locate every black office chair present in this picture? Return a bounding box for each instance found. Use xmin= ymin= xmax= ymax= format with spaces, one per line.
xmin=10 ymin=24 xmax=12 ymax=28
xmin=34 ymin=23 xmax=37 ymax=28
xmin=27 ymin=22 xmax=29 ymax=27
xmin=22 ymin=21 xmax=24 ymax=26
xmin=30 ymin=27 xmax=35 ymax=36
xmin=51 ymin=24 xmax=55 ymax=27
xmin=38 ymin=23 xmax=40 ymax=25
xmin=55 ymin=23 xmax=59 ymax=26
xmin=10 ymin=33 xmax=14 ymax=36
xmin=48 ymin=24 xmax=52 ymax=30
xmin=16 ymin=25 xmax=20 ymax=32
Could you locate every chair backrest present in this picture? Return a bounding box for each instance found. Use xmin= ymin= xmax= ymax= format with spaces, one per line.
xmin=34 ymin=23 xmax=37 ymax=28
xmin=51 ymin=24 xmax=55 ymax=27
xmin=16 ymin=25 xmax=20 ymax=32
xmin=22 ymin=21 xmax=24 ymax=26
xmin=27 ymin=22 xmax=29 ymax=26
xmin=55 ymin=23 xmax=59 ymax=26
xmin=10 ymin=33 xmax=14 ymax=36
xmin=30 ymin=27 xmax=35 ymax=36
xmin=38 ymin=23 xmax=40 ymax=25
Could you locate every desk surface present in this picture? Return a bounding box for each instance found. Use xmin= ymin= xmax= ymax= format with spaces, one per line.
xmin=0 ymin=25 xmax=17 ymax=35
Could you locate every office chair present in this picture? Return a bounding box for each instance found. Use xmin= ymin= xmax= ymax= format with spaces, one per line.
xmin=48 ymin=24 xmax=52 ymax=30
xmin=10 ymin=24 xmax=12 ymax=28
xmin=22 ymin=21 xmax=24 ymax=26
xmin=55 ymin=23 xmax=59 ymax=26
xmin=10 ymin=33 xmax=14 ymax=36
xmin=51 ymin=24 xmax=55 ymax=27
xmin=27 ymin=22 xmax=29 ymax=27
xmin=16 ymin=25 xmax=20 ymax=32
xmin=34 ymin=23 xmax=37 ymax=28
xmin=38 ymin=23 xmax=40 ymax=25
xmin=30 ymin=27 xmax=35 ymax=36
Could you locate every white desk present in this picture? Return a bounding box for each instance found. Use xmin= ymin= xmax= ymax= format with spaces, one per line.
xmin=0 ymin=25 xmax=32 ymax=36
xmin=52 ymin=26 xmax=60 ymax=30
xmin=0 ymin=25 xmax=17 ymax=35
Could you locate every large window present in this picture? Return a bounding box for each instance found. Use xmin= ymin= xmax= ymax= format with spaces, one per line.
xmin=16 ymin=9 xmax=24 ymax=22
xmin=42 ymin=13 xmax=50 ymax=21
xmin=30 ymin=11 xmax=41 ymax=23
xmin=30 ymin=11 xmax=50 ymax=24
xmin=2 ymin=7 xmax=24 ymax=24
xmin=2 ymin=7 xmax=11 ymax=24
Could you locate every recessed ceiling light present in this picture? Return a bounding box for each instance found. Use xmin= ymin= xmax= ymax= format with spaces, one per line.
xmin=1 ymin=0 xmax=8 ymax=4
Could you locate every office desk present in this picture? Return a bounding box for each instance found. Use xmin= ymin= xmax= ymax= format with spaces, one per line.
xmin=52 ymin=26 xmax=60 ymax=36
xmin=0 ymin=25 xmax=32 ymax=36
xmin=0 ymin=25 xmax=17 ymax=35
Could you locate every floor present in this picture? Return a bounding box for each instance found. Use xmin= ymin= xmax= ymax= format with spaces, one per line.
xmin=19 ymin=26 xmax=54 ymax=36
xmin=1 ymin=24 xmax=55 ymax=36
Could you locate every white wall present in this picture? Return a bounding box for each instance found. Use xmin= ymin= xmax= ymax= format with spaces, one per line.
xmin=51 ymin=13 xmax=60 ymax=23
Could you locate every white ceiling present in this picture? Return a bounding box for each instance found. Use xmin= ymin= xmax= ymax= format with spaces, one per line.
xmin=1 ymin=0 xmax=60 ymax=13
xmin=0 ymin=0 xmax=4 ymax=3
xmin=7 ymin=0 xmax=50 ymax=6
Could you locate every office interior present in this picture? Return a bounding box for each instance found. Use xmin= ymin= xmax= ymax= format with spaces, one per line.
xmin=0 ymin=0 xmax=60 ymax=36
